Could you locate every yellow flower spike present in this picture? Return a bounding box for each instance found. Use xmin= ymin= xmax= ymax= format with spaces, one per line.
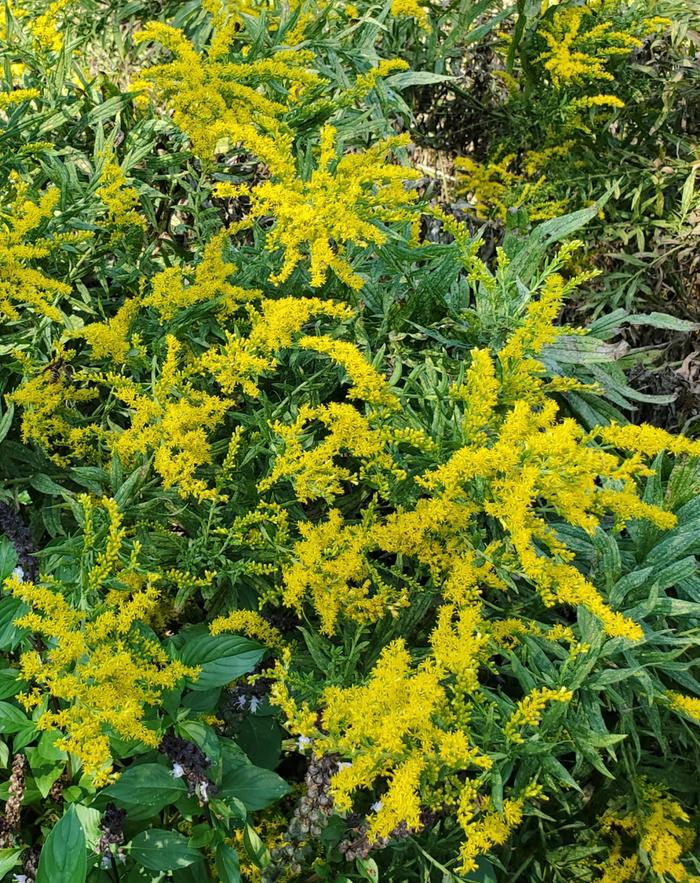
xmin=210 ymin=610 xmax=287 ymax=653
xmin=81 ymin=298 xmax=142 ymax=364
xmin=260 ymin=402 xmax=404 ymax=509
xmin=505 ymin=686 xmax=573 ymax=744
xmin=666 ymin=691 xmax=700 ymax=724
xmin=0 ymin=183 xmax=72 ymax=323
xmin=215 ymin=127 xmax=420 ymax=290
xmin=298 ymin=335 xmax=399 ymax=409
xmin=390 ymin=0 xmax=430 ymax=30
xmin=95 ymin=149 xmax=147 ymax=239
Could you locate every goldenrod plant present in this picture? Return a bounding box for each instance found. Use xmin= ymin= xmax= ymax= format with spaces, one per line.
xmin=0 ymin=1 xmax=698 ymax=882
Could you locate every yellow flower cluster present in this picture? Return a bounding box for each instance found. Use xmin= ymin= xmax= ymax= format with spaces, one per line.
xmin=390 ymin=0 xmax=430 ymax=30
xmin=597 ymin=840 xmax=639 ymax=883
xmin=666 ymin=690 xmax=700 ymax=724
xmin=455 ymin=154 xmax=568 ymax=222
xmin=216 ymin=126 xmax=419 ymax=289
xmin=143 ymin=230 xmax=259 ymax=320
xmin=0 ymin=178 xmax=71 ymax=322
xmin=5 ymin=497 xmax=197 ymax=785
xmin=109 ymin=339 xmax=230 ymax=503
xmin=601 ymin=785 xmax=700 ymax=883
xmin=9 ymin=346 xmax=100 ymax=465
xmin=458 ymin=782 xmax=544 ymax=874
xmin=133 ymin=20 xmax=416 ymax=290
xmin=274 ymin=639 xmax=492 ymax=845
xmin=298 ymin=335 xmax=398 ymax=409
xmin=456 ymin=4 xmax=672 ymax=220
xmin=278 ymin=508 xmax=411 ymax=635
xmin=504 ymin=686 xmax=573 ymax=743
xmin=81 ymin=298 xmax=142 ymax=363
xmin=133 ymin=22 xmax=305 ymax=174
xmin=95 ymin=149 xmax=147 ymax=239
xmin=535 ymin=5 xmax=644 ymax=88
xmin=210 ymin=609 xmax=286 ymax=653
xmin=0 ymin=0 xmax=74 ymax=59
xmin=260 ymin=403 xmax=404 ymax=508
xmin=273 ymin=622 xmax=556 ymax=873
xmin=200 ymin=297 xmax=351 ymax=397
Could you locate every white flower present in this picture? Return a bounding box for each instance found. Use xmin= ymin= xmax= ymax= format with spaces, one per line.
xmin=197 ymin=780 xmax=210 ymax=803
xmin=100 ymin=855 xmax=112 ymax=870
xmin=171 ymin=762 xmax=185 ymax=779
xmin=12 ymin=875 xmax=28 ymax=883
xmin=337 ymin=761 xmax=352 ymax=771
xmin=297 ymin=735 xmax=312 ymax=751
xmin=371 ymin=800 xmax=383 ymax=813
xmin=236 ymin=694 xmax=248 ymax=710
xmin=249 ymin=695 xmax=261 ymax=713
xmin=11 ymin=567 xmax=24 ymax=582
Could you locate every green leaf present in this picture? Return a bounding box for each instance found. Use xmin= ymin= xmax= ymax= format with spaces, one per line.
xmin=0 ymin=538 xmax=17 ymax=580
xmin=0 ymin=847 xmax=23 ymax=878
xmin=385 ymin=71 xmax=455 ymax=89
xmin=0 ymin=701 xmax=31 ymax=734
xmin=243 ymin=824 xmax=269 ymax=869
xmin=216 ymin=844 xmax=241 ymax=883
xmin=177 ymin=629 xmax=265 ymax=690
xmin=130 ymin=829 xmax=201 ymax=871
xmin=36 ymin=805 xmax=87 ymax=883
xmin=220 ymin=764 xmax=289 ymax=811
xmin=0 ymin=596 xmax=29 ymax=652
xmin=0 ymin=403 xmax=14 ymax=444
xmin=356 ymin=857 xmax=379 ymax=883
xmin=627 ymin=312 xmax=699 ymax=332
xmin=103 ymin=763 xmax=187 ymax=813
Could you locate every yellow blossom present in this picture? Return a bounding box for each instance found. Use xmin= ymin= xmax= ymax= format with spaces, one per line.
xmin=95 ymin=149 xmax=146 ymax=238
xmin=210 ymin=610 xmax=286 ymax=652
xmin=505 ymin=686 xmax=573 ymax=744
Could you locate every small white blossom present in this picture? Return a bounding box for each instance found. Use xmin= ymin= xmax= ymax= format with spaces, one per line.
xmin=297 ymin=735 xmax=312 ymax=751
xmin=249 ymin=695 xmax=261 ymax=713
xmin=236 ymin=694 xmax=248 ymax=710
xmin=11 ymin=567 xmax=24 ymax=582
xmin=12 ymin=876 xmax=28 ymax=883
xmin=197 ymin=780 xmax=210 ymax=803
xmin=100 ymin=855 xmax=112 ymax=870
xmin=171 ymin=762 xmax=185 ymax=779
xmin=371 ymin=800 xmax=383 ymax=813
xmin=337 ymin=761 xmax=352 ymax=771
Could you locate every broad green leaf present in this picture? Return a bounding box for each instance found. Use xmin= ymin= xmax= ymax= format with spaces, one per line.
xmin=356 ymin=857 xmax=379 ymax=883
xmin=220 ymin=764 xmax=289 ymax=810
xmin=103 ymin=763 xmax=187 ymax=812
xmin=216 ymin=844 xmax=241 ymax=883
xmin=130 ymin=829 xmax=201 ymax=871
xmin=0 ymin=701 xmax=31 ymax=734
xmin=0 ymin=847 xmax=22 ymax=878
xmin=177 ymin=630 xmax=265 ymax=690
xmin=36 ymin=805 xmax=87 ymax=883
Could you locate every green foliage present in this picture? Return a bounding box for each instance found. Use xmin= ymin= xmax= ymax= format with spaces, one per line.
xmin=0 ymin=1 xmax=698 ymax=883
